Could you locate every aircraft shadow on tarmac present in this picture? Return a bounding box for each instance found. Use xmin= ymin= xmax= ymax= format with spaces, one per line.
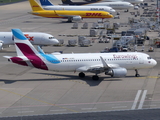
xmin=23 ymin=16 xmax=80 ymax=24
xmin=0 ymin=72 xmax=123 ymax=86
xmin=0 ymin=71 xmax=147 ymax=85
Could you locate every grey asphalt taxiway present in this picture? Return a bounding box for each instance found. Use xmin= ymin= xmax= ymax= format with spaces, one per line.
xmin=0 ymin=0 xmax=160 ymax=119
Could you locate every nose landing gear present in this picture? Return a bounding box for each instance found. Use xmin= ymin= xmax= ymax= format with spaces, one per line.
xmin=135 ymin=69 xmax=140 ymax=77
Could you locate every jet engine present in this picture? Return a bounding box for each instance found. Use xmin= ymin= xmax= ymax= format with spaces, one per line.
xmin=0 ymin=41 xmax=3 ymax=50
xmin=105 ymin=68 xmax=127 ymax=77
xmin=72 ymin=16 xmax=82 ymax=21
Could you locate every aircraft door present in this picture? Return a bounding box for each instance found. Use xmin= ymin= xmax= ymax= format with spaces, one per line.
xmin=139 ymin=55 xmax=144 ymax=64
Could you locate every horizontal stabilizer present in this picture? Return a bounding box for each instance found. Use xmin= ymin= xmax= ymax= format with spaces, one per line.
xmin=3 ymin=56 xmax=13 ymax=59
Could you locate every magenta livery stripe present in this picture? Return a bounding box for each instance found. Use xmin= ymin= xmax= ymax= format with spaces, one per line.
xmin=16 ymin=43 xmax=48 ymax=70
xmin=11 ymin=57 xmax=28 ymax=66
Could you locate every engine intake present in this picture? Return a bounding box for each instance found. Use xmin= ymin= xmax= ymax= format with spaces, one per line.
xmin=0 ymin=42 xmax=3 ymax=50
xmin=72 ymin=16 xmax=82 ymax=21
xmin=105 ymin=68 xmax=127 ymax=77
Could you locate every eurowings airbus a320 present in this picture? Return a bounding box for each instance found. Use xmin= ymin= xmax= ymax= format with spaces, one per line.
xmin=4 ymin=29 xmax=157 ymax=80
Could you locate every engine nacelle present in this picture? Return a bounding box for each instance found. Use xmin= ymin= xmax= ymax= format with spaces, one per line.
xmin=72 ymin=16 xmax=82 ymax=21
xmin=105 ymin=68 xmax=127 ymax=78
xmin=0 ymin=42 xmax=3 ymax=50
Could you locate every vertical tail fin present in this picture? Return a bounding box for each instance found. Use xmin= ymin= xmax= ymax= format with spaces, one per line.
xmin=12 ymin=29 xmax=48 ymax=70
xmin=29 ymin=0 xmax=44 ymax=11
xmin=12 ymin=29 xmax=39 ymax=57
xmin=39 ymin=0 xmax=53 ymax=6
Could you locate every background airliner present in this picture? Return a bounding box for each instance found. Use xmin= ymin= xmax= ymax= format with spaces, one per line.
xmin=39 ymin=0 xmax=116 ymax=13
xmin=61 ymin=0 xmax=134 ymax=10
xmin=85 ymin=2 xmax=134 ymax=10
xmin=4 ymin=29 xmax=157 ymax=80
xmin=28 ymin=0 xmax=113 ymax=22
xmin=85 ymin=0 xmax=143 ymax=4
xmin=62 ymin=0 xmax=102 ymax=5
xmin=0 ymin=32 xmax=59 ymax=50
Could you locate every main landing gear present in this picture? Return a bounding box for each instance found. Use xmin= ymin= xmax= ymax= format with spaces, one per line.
xmin=79 ymin=72 xmax=85 ymax=78
xmin=67 ymin=18 xmax=73 ymax=23
xmin=135 ymin=69 xmax=140 ymax=77
xmin=78 ymin=72 xmax=99 ymax=80
xmin=92 ymin=75 xmax=99 ymax=80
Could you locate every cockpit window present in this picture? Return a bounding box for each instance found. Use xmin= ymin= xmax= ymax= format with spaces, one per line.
xmin=49 ymin=37 xmax=55 ymax=39
xmin=147 ymin=57 xmax=152 ymax=59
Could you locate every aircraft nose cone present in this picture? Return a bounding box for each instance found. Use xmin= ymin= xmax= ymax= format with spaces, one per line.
xmin=109 ymin=14 xmax=114 ymax=18
xmin=111 ymin=9 xmax=116 ymax=13
xmin=53 ymin=39 xmax=59 ymax=45
xmin=153 ymin=59 xmax=157 ymax=66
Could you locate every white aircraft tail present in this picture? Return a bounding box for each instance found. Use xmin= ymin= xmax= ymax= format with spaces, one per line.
xmin=11 ymin=29 xmax=48 ymax=70
xmin=12 ymin=29 xmax=39 ymax=57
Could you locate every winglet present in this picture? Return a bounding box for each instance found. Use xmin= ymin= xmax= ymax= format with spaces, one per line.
xmin=100 ymin=56 xmax=109 ymax=68
xmin=39 ymin=0 xmax=53 ymax=6
xmin=37 ymin=46 xmax=45 ymax=54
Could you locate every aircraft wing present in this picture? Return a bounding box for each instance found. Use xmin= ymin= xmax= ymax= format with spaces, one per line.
xmin=76 ymin=56 xmax=119 ymax=73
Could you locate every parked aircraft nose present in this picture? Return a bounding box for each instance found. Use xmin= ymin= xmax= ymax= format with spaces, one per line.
xmin=109 ymin=14 xmax=114 ymax=18
xmin=130 ymin=4 xmax=134 ymax=7
xmin=152 ymin=59 xmax=157 ymax=66
xmin=51 ymin=39 xmax=59 ymax=45
xmin=139 ymin=0 xmax=144 ymax=2
xmin=110 ymin=9 xmax=116 ymax=13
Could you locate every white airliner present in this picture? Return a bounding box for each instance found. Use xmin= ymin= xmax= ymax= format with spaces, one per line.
xmin=61 ymin=0 xmax=134 ymax=10
xmin=0 ymin=32 xmax=59 ymax=50
xmin=39 ymin=0 xmax=116 ymax=13
xmin=4 ymin=29 xmax=157 ymax=80
xmin=85 ymin=1 xmax=134 ymax=10
xmin=85 ymin=0 xmax=143 ymax=4
xmin=104 ymin=0 xmax=143 ymax=4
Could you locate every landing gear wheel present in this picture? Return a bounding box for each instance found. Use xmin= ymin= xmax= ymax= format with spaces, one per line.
xmin=79 ymin=72 xmax=85 ymax=78
xmin=67 ymin=18 xmax=72 ymax=23
xmin=135 ymin=74 xmax=140 ymax=77
xmin=92 ymin=75 xmax=99 ymax=80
